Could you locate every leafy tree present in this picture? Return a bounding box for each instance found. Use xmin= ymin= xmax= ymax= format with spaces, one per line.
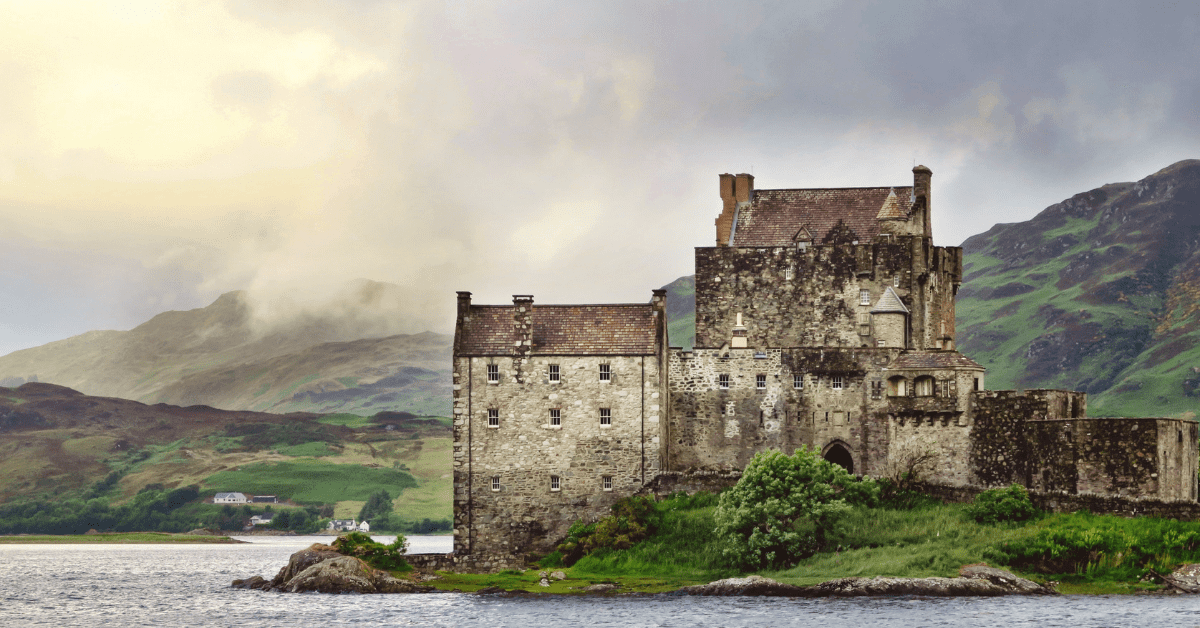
xmin=359 ymin=490 xmax=394 ymax=522
xmin=714 ymin=447 xmax=879 ymax=570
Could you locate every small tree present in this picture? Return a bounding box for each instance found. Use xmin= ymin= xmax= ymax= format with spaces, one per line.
xmin=714 ymin=448 xmax=878 ymax=570
xmin=359 ymin=490 xmax=394 ymax=522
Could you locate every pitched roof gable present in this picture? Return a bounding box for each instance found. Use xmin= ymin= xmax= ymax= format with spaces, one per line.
xmin=458 ymin=304 xmax=658 ymax=355
xmin=730 ymin=186 xmax=912 ymax=247
xmin=871 ymin=287 xmax=909 ymax=314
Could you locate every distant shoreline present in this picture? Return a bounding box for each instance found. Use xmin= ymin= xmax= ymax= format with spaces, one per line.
xmin=0 ymin=532 xmax=244 ymax=544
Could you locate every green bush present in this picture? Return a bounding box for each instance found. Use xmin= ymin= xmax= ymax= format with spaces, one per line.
xmin=332 ymin=532 xmax=411 ymax=572
xmin=556 ymin=496 xmax=661 ymax=566
xmin=714 ymin=448 xmax=879 ymax=570
xmin=965 ymin=484 xmax=1038 ymax=524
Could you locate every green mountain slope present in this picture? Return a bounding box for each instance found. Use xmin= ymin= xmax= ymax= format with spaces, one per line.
xmin=958 ymin=159 xmax=1200 ymax=418
xmin=0 ymin=281 xmax=452 ymax=416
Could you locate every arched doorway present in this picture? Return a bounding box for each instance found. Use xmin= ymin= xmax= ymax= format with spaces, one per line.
xmin=823 ymin=442 xmax=854 ymax=474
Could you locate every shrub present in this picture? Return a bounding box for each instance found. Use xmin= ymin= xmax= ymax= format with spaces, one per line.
xmin=714 ymin=448 xmax=879 ymax=570
xmin=555 ymin=496 xmax=661 ymax=566
xmin=332 ymin=532 xmax=411 ymax=572
xmin=965 ymin=484 xmax=1038 ymax=524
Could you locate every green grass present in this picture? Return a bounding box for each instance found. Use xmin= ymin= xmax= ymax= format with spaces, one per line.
xmin=275 ymin=441 xmax=334 ymax=457
xmin=317 ymin=413 xmax=373 ymax=428
xmin=202 ymin=460 xmax=416 ymax=504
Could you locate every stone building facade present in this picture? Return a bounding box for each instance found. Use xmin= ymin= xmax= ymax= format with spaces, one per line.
xmin=451 ymin=166 xmax=1199 ymax=565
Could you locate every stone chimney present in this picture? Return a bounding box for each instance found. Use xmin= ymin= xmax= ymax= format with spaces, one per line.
xmin=731 ymin=312 xmax=748 ymax=348
xmin=456 ymin=291 xmax=472 ymax=319
xmin=651 ymin=288 xmax=667 ymax=311
xmin=716 ymin=173 xmax=754 ymax=246
xmin=913 ymin=165 xmax=932 ymax=238
xmin=512 ymin=295 xmax=533 ymax=358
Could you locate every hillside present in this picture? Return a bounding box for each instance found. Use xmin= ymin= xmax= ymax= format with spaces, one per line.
xmin=0 ymin=382 xmax=451 ymax=522
xmin=957 ymin=159 xmax=1200 ymax=418
xmin=0 ymin=281 xmax=452 ymax=416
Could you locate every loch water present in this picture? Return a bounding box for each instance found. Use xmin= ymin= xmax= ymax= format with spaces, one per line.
xmin=2 ymin=536 xmax=1200 ymax=627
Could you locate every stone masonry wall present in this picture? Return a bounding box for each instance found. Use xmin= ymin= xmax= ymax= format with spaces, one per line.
xmin=1157 ymin=419 xmax=1199 ymax=501
xmin=694 ymin=239 xmax=962 ymax=352
xmin=452 ymin=354 xmax=664 ymax=558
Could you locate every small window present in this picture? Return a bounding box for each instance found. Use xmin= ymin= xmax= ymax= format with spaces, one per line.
xmin=974 ymin=377 xmax=980 ymax=392
xmin=487 ymin=408 xmax=499 ymax=428
xmin=859 ymin=289 xmax=870 ymax=306
xmin=602 ymin=476 xmax=613 ymax=491
xmin=550 ymin=408 xmax=561 ymax=427
xmin=599 ymin=364 xmax=611 ymax=382
xmin=870 ymin=380 xmax=883 ymax=400
xmin=756 ymin=374 xmax=766 ymax=390
xmin=832 ymin=376 xmax=843 ymax=390
xmin=894 ymin=274 xmax=901 ymax=287
xmin=491 ymin=476 xmax=500 ymax=492
xmin=599 ymin=408 xmax=611 ymax=426
xmin=915 ymin=376 xmax=934 ymax=397
xmin=719 ymin=374 xmax=730 ymax=389
xmin=877 ymin=339 xmax=886 ymax=347
xmin=550 ymin=475 xmax=560 ymax=492
xmin=486 ymin=364 xmax=499 ymax=383
xmin=549 ymin=364 xmax=560 ymax=383
xmin=793 ymin=373 xmax=803 ymax=389
xmin=785 ymin=267 xmax=794 ymax=281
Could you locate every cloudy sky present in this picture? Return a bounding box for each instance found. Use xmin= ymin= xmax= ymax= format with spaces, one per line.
xmin=1 ymin=0 xmax=1197 ymax=356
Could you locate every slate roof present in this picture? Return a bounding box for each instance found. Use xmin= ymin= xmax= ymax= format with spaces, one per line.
xmin=871 ymin=287 xmax=909 ymax=314
xmin=458 ymin=304 xmax=658 ymax=355
xmin=730 ymin=186 xmax=913 ymax=246
xmin=889 ymin=352 xmax=985 ymax=370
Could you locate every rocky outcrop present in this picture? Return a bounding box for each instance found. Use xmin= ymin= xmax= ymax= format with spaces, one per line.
xmin=232 ymin=543 xmax=433 ymax=594
xmin=676 ymin=566 xmax=1056 ymax=597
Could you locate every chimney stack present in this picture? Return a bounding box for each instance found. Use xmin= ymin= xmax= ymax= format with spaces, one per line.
xmin=512 ymin=295 xmax=533 ymax=357
xmin=456 ymin=291 xmax=472 ymax=319
xmin=716 ymin=173 xmax=755 ymax=246
xmin=913 ymin=165 xmax=932 ymax=238
xmin=731 ymin=312 xmax=748 ymax=348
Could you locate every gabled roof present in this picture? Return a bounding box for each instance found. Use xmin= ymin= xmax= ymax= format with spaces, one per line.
xmin=214 ymin=492 xmax=245 ymax=499
xmin=889 ymin=352 xmax=985 ymax=370
xmin=458 ymin=304 xmax=659 ymax=355
xmin=871 ymin=287 xmax=909 ymax=314
xmin=730 ymin=186 xmax=912 ymax=247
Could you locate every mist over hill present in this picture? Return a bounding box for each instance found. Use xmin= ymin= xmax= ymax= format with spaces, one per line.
xmin=0 ymin=280 xmax=451 ymax=416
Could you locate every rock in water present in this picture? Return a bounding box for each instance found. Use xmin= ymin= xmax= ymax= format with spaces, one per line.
xmin=677 ymin=567 xmax=1056 ymax=597
xmin=233 ymin=543 xmax=432 ymax=594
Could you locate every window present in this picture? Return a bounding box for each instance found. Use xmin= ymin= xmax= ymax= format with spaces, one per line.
xmin=549 ymin=364 xmax=560 ymax=383
xmin=785 ymin=267 xmax=794 ymax=281
xmin=915 ymin=376 xmax=934 ymax=397
xmin=550 ymin=475 xmax=560 ymax=492
xmin=877 ymin=339 xmax=886 ymax=347
xmin=974 ymin=377 xmax=981 ymax=392
xmin=793 ymin=373 xmax=803 ymax=389
xmin=719 ymin=374 xmax=730 ymax=389
xmin=486 ymin=364 xmax=499 ymax=383
xmin=859 ymin=289 xmax=871 ymax=306
xmin=894 ymin=274 xmax=901 ymax=287
xmin=487 ymin=408 xmax=499 ymax=428
xmin=858 ymin=313 xmax=871 ymax=336
xmin=491 ymin=476 xmax=500 ymax=492
xmin=871 ymin=380 xmax=883 ymax=399
xmin=602 ymin=476 xmax=613 ymax=491
xmin=599 ymin=408 xmax=611 ymax=426
xmin=549 ymin=408 xmax=561 ymax=427
xmin=832 ymin=376 xmax=844 ymax=390
xmin=888 ymin=376 xmax=906 ymax=397
xmin=756 ymin=374 xmax=766 ymax=390
xmin=599 ymin=364 xmax=611 ymax=382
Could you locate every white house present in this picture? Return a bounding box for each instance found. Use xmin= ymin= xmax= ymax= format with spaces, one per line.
xmin=327 ymin=519 xmax=358 ymax=532
xmin=249 ymin=513 xmax=275 ymax=526
xmin=357 ymin=520 xmax=370 ymax=533
xmin=214 ymin=492 xmax=248 ymax=504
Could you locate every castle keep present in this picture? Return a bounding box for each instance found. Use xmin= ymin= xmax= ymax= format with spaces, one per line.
xmin=450 ymin=166 xmax=1199 ymax=567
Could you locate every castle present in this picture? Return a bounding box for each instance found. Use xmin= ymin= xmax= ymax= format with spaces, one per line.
xmin=449 ymin=166 xmax=1199 ymax=568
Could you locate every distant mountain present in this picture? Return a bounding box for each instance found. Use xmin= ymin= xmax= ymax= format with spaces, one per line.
xmin=0 ymin=280 xmax=452 ymax=416
xmin=958 ymin=159 xmax=1200 ymax=418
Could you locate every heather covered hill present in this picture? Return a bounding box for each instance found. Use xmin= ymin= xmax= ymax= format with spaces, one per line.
xmin=957 ymin=159 xmax=1200 ymax=418
xmin=0 ymin=280 xmax=452 ymax=416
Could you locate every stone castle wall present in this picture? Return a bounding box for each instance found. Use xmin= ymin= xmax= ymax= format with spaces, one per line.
xmin=452 ymin=354 xmax=665 ymax=558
